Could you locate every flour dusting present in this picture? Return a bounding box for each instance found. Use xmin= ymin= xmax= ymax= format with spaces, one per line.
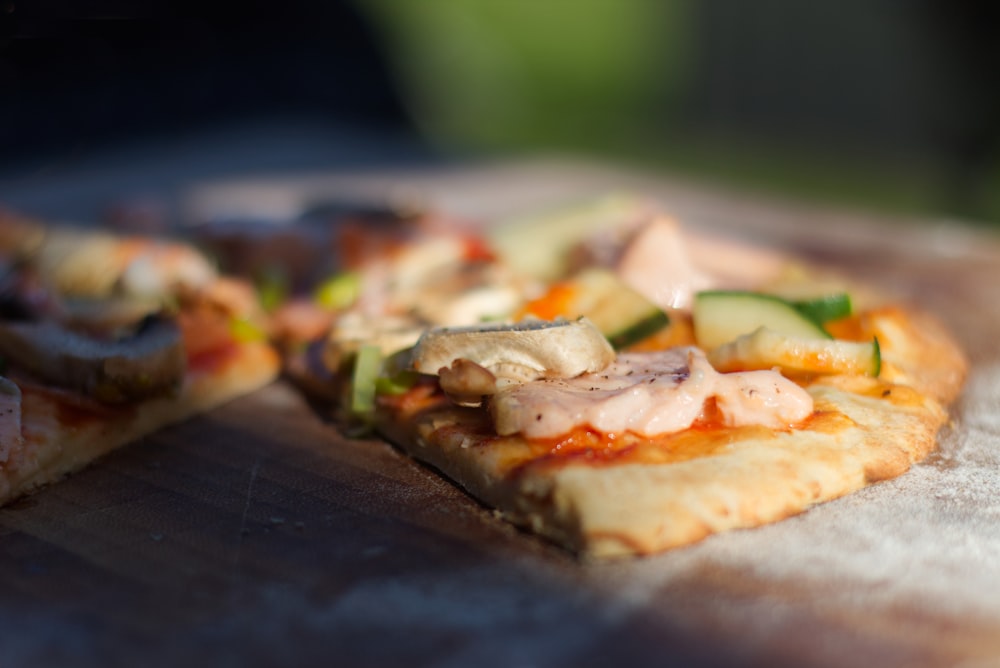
xmin=595 ymin=364 xmax=1000 ymax=629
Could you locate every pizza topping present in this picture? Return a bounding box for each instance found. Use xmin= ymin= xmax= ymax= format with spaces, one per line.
xmin=411 ymin=318 xmax=616 ymax=388
xmin=486 ymin=194 xmax=655 ymax=281
xmin=270 ymin=298 xmax=338 ymax=350
xmin=708 ymin=327 xmax=881 ymax=377
xmin=617 ymin=216 xmax=712 ymax=310
xmin=0 ymin=315 xmax=185 ymax=403
xmin=437 ymin=358 xmax=499 ymax=407
xmin=693 ymin=290 xmax=832 ymax=350
xmin=116 ymin=242 xmax=217 ymax=298
xmin=323 ymin=312 xmax=425 ymax=373
xmin=172 ymin=277 xmax=271 ymax=364
xmin=519 ymin=267 xmax=670 ymax=350
xmin=789 ymin=292 xmax=853 ymax=324
xmin=490 ymin=347 xmax=813 ymax=439
xmin=350 ymin=344 xmax=384 ymax=420
xmin=33 ymin=229 xmax=217 ymax=300
xmin=352 ymin=235 xmax=504 ymax=318
xmin=416 ymin=284 xmax=523 ymax=329
xmin=312 ymin=271 xmax=362 ymax=311
xmin=59 ymin=296 xmax=164 ymax=338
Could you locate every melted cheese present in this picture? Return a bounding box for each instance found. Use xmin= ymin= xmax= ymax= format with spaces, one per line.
xmin=491 ymin=347 xmax=813 ymax=439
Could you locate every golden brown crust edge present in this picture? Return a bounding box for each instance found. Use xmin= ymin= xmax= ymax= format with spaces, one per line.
xmin=0 ymin=341 xmax=280 ymax=506
xmin=541 ymin=383 xmax=946 ymax=558
xmin=864 ymin=306 xmax=969 ymax=405
xmin=381 ymin=382 xmax=948 ymax=559
xmin=376 ymin=306 xmax=963 ymax=559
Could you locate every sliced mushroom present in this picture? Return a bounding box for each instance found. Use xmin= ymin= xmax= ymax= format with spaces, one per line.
xmin=0 ymin=315 xmax=186 ymax=403
xmin=411 ymin=317 xmax=615 ymax=387
xmin=438 ymin=358 xmax=498 ymax=407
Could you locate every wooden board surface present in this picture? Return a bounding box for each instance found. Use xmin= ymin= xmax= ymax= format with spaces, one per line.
xmin=2 ymin=160 xmax=1000 ymax=667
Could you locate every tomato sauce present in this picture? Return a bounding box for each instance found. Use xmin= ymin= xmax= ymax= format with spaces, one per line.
xmin=188 ymin=343 xmax=238 ymax=375
xmin=385 ymin=365 xmax=836 ymax=478
xmin=20 ymin=382 xmax=134 ymax=430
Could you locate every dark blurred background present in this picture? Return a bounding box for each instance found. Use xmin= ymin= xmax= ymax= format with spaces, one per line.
xmin=2 ymin=0 xmax=999 ymax=225
xmin=0 ymin=0 xmax=412 ymax=159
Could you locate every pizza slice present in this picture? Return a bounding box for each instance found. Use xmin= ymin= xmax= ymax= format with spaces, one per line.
xmin=0 ymin=212 xmax=280 ymax=505
xmin=301 ymin=199 xmax=967 ymax=559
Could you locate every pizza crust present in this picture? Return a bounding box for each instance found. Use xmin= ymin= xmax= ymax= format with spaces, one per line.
xmin=522 ymin=382 xmax=946 ymax=558
xmin=860 ymin=306 xmax=967 ymax=405
xmin=375 ymin=303 xmax=963 ymax=559
xmin=0 ymin=341 xmax=279 ymax=505
xmin=379 ymin=378 xmax=948 ymax=559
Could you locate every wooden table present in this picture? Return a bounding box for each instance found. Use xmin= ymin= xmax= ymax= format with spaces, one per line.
xmin=2 ymin=157 xmax=1000 ymax=667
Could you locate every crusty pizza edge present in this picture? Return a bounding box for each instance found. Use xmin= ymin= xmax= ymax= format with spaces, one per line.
xmin=374 ymin=305 xmax=966 ymax=559
xmin=0 ymin=340 xmax=279 ymax=505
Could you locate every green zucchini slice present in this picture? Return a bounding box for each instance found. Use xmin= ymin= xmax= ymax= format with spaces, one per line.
xmin=792 ymin=293 xmax=853 ymax=324
xmin=693 ymin=290 xmax=830 ymax=350
xmin=708 ymin=327 xmax=881 ymax=377
xmin=531 ymin=268 xmax=670 ymax=350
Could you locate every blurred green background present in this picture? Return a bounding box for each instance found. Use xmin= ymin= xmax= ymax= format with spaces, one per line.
xmin=2 ymin=0 xmax=998 ymax=228
xmin=359 ymin=0 xmax=1000 ymax=226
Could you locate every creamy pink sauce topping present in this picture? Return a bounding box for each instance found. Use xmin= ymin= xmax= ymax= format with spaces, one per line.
xmin=490 ymin=347 xmax=814 ymax=439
